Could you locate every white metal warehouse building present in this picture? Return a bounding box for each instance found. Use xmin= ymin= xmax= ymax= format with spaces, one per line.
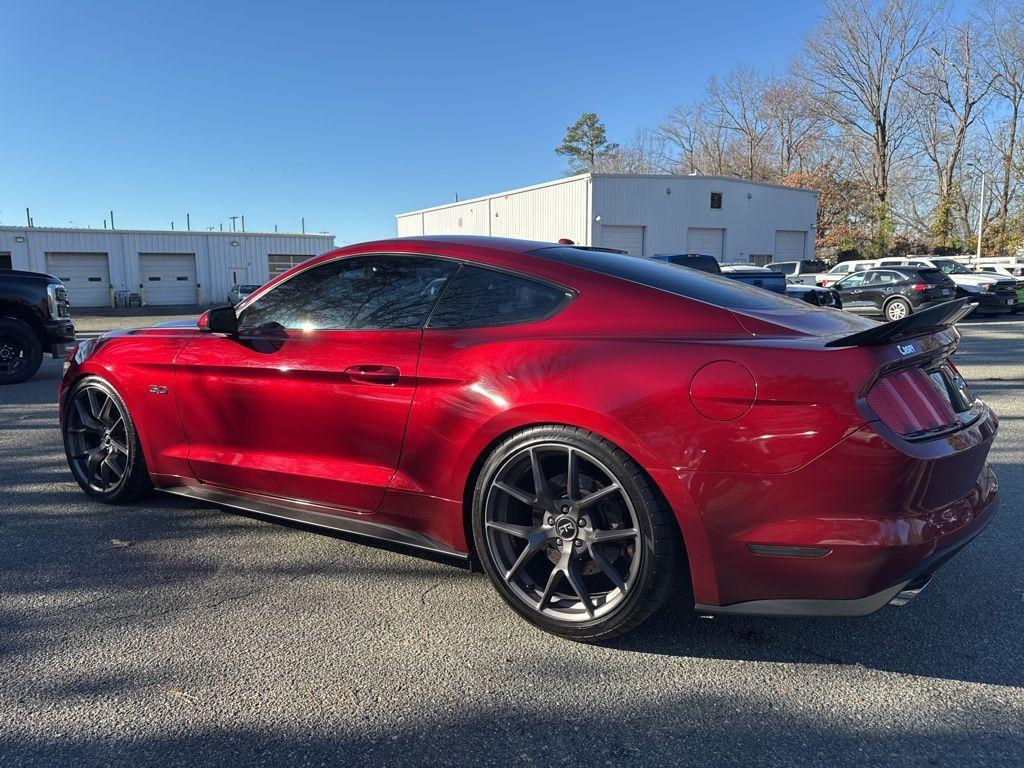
xmin=0 ymin=227 xmax=335 ymax=307
xmin=396 ymin=173 xmax=818 ymax=265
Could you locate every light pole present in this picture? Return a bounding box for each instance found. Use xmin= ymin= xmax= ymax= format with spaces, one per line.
xmin=976 ymin=172 xmax=985 ymax=262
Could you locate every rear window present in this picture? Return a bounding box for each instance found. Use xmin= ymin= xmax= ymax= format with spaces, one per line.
xmin=427 ymin=265 xmax=569 ymax=328
xmin=530 ymin=246 xmax=803 ymax=311
xmin=916 ymin=269 xmax=952 ymax=284
xmin=803 ymin=260 xmax=827 ymax=272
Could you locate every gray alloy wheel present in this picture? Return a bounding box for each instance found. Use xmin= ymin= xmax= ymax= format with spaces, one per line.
xmin=472 ymin=425 xmax=682 ymax=641
xmin=63 ymin=377 xmax=152 ymax=503
xmin=885 ymin=297 xmax=911 ymax=321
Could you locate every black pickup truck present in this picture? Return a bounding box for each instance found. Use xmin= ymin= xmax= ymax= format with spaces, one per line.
xmin=0 ymin=269 xmax=75 ymax=384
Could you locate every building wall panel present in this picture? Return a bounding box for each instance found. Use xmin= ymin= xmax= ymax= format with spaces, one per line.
xmin=0 ymin=228 xmax=335 ymax=305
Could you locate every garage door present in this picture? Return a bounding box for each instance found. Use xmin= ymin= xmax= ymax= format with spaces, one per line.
xmin=45 ymin=253 xmax=110 ymax=307
xmin=140 ymin=254 xmax=197 ymax=306
xmin=268 ymin=254 xmax=314 ymax=278
xmin=601 ymin=225 xmax=645 ymax=257
xmin=774 ymin=230 xmax=807 ymax=261
xmin=686 ymin=228 xmax=724 ymax=260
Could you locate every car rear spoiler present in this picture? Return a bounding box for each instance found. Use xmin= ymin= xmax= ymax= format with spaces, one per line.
xmin=824 ymin=298 xmax=976 ymax=348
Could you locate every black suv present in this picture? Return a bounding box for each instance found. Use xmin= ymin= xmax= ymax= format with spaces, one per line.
xmin=0 ymin=269 xmax=75 ymax=384
xmin=832 ymin=266 xmax=957 ymax=321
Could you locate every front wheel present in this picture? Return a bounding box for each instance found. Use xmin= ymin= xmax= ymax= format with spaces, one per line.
xmin=471 ymin=425 xmax=683 ymax=642
xmin=884 ymin=297 xmax=912 ymax=322
xmin=63 ymin=376 xmax=152 ymax=503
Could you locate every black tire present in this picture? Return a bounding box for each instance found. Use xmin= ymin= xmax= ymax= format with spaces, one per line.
xmin=62 ymin=375 xmax=152 ymax=504
xmin=471 ymin=425 xmax=683 ymax=642
xmin=0 ymin=318 xmax=43 ymax=385
xmin=884 ymin=297 xmax=912 ymax=322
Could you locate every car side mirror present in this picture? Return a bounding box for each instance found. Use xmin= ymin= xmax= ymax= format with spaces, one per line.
xmin=198 ymin=306 xmax=239 ymax=335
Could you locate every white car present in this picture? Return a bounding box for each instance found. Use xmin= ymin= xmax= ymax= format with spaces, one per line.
xmin=227 ymin=283 xmax=261 ymax=305
xmin=874 ymin=256 xmax=1017 ymax=315
xmin=818 ymin=260 xmax=875 ymax=287
xmin=765 ymin=259 xmax=828 ymax=286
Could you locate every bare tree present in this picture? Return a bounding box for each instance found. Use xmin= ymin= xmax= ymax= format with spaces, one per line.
xmin=911 ymin=21 xmax=996 ymax=247
xmin=800 ymin=0 xmax=945 ymax=253
xmin=658 ymin=101 xmax=730 ymax=175
xmin=705 ymin=65 xmax=774 ymax=180
xmin=975 ymin=0 xmax=1024 ymax=253
xmin=764 ymin=73 xmax=831 ymax=178
xmin=609 ymin=128 xmax=671 ymax=174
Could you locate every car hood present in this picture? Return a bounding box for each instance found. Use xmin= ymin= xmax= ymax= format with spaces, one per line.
xmin=948 ymin=273 xmax=1002 ymax=286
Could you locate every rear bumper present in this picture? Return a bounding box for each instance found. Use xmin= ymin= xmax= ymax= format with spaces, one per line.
xmin=969 ymin=292 xmax=1017 ymax=313
xmin=694 ymin=488 xmax=997 ymax=616
xmin=652 ymin=404 xmax=999 ymax=612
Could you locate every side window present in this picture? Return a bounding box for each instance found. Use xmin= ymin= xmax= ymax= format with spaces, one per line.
xmin=240 ymin=255 xmax=455 ymax=331
xmin=867 ymin=271 xmax=896 ymax=285
xmin=776 ymin=263 xmax=797 ymax=275
xmin=428 ymin=266 xmax=568 ymax=328
xmin=840 ymin=272 xmax=867 ymax=288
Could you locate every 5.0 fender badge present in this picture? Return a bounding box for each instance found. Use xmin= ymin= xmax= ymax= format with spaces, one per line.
xmin=148 ymin=385 xmax=169 ymax=395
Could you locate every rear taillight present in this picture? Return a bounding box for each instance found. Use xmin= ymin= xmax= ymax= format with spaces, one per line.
xmin=910 ymin=283 xmax=935 ymax=291
xmin=866 ymin=367 xmax=958 ymax=436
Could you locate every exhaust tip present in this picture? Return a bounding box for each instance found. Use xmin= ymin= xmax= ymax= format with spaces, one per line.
xmin=889 ymin=575 xmax=932 ymax=606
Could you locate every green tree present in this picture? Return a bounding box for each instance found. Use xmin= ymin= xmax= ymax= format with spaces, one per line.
xmin=555 ymin=113 xmax=619 ymax=173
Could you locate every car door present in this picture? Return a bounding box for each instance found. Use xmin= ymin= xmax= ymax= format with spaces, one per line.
xmin=862 ymin=270 xmax=900 ymax=313
xmin=834 ymin=271 xmax=869 ymax=310
xmin=173 ymin=253 xmax=456 ymax=512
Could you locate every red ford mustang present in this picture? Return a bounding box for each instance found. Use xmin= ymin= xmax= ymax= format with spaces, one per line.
xmin=59 ymin=237 xmax=998 ymax=640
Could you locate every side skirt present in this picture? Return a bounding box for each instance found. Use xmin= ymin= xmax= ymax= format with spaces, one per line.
xmin=160 ymin=483 xmax=470 ymax=565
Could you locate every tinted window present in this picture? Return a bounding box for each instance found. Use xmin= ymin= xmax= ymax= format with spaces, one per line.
xmin=428 ymin=266 xmax=568 ymax=328
xmin=240 ymin=255 xmax=455 ymax=331
xmin=802 ymin=260 xmax=827 ymax=272
xmin=918 ymin=268 xmax=952 ymax=284
xmin=866 ymin=271 xmax=898 ymax=285
xmin=531 ymin=246 xmax=805 ymax=311
xmin=769 ymin=263 xmax=797 ymax=275
xmin=837 ymin=272 xmax=867 ymax=288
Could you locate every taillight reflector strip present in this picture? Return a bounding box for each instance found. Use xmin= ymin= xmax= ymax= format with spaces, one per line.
xmin=867 ymin=367 xmax=957 ymax=436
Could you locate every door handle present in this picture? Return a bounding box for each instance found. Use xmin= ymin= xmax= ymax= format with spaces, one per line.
xmin=344 ymin=365 xmax=400 ymax=385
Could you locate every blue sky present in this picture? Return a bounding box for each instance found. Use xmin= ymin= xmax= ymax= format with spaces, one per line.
xmin=1 ymin=0 xmax=825 ymax=243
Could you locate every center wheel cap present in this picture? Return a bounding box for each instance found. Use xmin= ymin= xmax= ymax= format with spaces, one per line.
xmin=554 ymin=516 xmax=578 ymax=540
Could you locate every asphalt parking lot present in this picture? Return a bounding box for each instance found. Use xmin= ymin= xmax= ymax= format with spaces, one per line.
xmin=1 ymin=312 xmax=1022 ymax=767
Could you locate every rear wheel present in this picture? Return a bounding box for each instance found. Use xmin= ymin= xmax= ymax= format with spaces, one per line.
xmin=62 ymin=376 xmax=152 ymax=503
xmin=0 ymin=318 xmax=43 ymax=385
xmin=471 ymin=425 xmax=682 ymax=642
xmin=884 ymin=297 xmax=911 ymax=322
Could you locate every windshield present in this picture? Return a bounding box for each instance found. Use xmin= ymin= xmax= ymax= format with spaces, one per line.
xmin=931 ymin=259 xmax=972 ymax=275
xmin=240 ymin=284 xmax=260 ymax=292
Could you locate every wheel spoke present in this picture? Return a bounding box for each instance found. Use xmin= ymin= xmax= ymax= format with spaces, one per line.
xmin=529 ymin=448 xmax=549 ymax=500
xmin=486 ymin=520 xmax=538 ymax=540
xmin=566 ymin=448 xmax=580 ymax=499
xmin=565 ymin=561 xmax=595 ymax=618
xmin=504 ymin=532 xmax=551 ymax=582
xmin=493 ymin=480 xmax=537 ymax=506
xmin=86 ymin=388 xmax=103 ymax=420
xmin=108 ymin=437 xmax=129 ymax=455
xmin=73 ymin=399 xmax=103 ymax=432
xmin=588 ymin=545 xmax=627 ymax=592
xmin=103 ymin=453 xmax=125 ymax=481
xmin=577 ymin=483 xmax=622 ymax=509
xmin=591 ymin=527 xmax=639 ymax=544
xmin=98 ymin=394 xmax=115 ymax=425
xmin=537 ymin=567 xmax=562 ymax=610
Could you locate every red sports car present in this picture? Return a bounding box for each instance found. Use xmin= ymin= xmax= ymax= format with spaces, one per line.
xmin=59 ymin=237 xmax=998 ymax=640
